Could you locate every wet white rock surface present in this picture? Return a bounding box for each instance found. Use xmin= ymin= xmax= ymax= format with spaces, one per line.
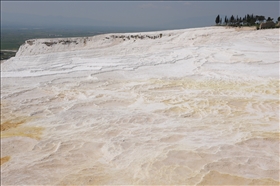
xmin=1 ymin=26 xmax=279 ymax=185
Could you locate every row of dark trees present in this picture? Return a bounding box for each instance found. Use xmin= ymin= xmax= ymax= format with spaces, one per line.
xmin=215 ymin=14 xmax=279 ymax=26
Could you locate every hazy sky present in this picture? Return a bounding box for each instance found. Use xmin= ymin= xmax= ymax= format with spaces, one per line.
xmin=1 ymin=1 xmax=279 ymax=30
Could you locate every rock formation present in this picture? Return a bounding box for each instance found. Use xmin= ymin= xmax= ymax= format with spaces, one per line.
xmin=259 ymin=21 xmax=275 ymax=29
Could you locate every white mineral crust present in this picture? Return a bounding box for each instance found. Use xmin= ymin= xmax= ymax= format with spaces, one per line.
xmin=1 ymin=26 xmax=279 ymax=185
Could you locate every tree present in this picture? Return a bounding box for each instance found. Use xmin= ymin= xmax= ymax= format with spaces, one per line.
xmin=257 ymin=15 xmax=265 ymax=23
xmin=236 ymin=15 xmax=240 ymax=25
xmin=267 ymin=17 xmax=273 ymax=22
xmin=278 ymin=17 xmax=280 ymax=22
xmin=250 ymin=14 xmax=257 ymax=25
xmin=214 ymin=14 xmax=273 ymax=27
xmin=243 ymin=16 xmax=247 ymax=25
xmin=230 ymin=15 xmax=235 ymax=25
xmin=246 ymin=14 xmax=251 ymax=25
xmin=215 ymin=15 xmax=220 ymax=25
xmin=224 ymin=16 xmax=228 ymax=25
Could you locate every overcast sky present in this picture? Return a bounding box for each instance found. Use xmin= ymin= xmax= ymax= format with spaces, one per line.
xmin=1 ymin=1 xmax=279 ymax=30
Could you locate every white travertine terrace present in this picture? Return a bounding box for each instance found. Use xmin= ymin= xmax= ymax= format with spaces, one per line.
xmin=1 ymin=26 xmax=279 ymax=185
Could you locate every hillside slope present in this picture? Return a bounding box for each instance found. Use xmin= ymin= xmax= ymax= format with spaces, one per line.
xmin=1 ymin=26 xmax=279 ymax=185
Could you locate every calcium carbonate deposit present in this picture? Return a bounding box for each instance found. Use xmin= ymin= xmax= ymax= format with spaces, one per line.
xmin=1 ymin=26 xmax=279 ymax=185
